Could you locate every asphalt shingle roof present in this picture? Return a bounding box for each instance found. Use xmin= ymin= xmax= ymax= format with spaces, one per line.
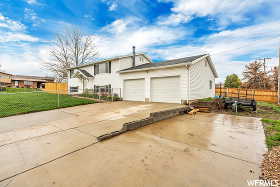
xmin=120 ymin=54 xmax=206 ymax=72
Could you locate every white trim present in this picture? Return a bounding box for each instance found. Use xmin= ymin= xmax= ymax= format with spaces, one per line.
xmin=187 ymin=65 xmax=190 ymax=104
xmin=120 ymin=62 xmax=192 ymax=73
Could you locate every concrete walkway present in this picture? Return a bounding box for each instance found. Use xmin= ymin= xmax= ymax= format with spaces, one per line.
xmin=0 ymin=102 xmax=267 ymax=187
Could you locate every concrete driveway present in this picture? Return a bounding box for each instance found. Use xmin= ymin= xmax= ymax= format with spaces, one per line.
xmin=0 ymin=102 xmax=266 ymax=187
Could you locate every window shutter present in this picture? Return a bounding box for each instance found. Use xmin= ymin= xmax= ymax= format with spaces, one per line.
xmin=109 ymin=62 xmax=111 ymax=73
xmin=94 ymin=64 xmax=99 ymax=75
xmin=105 ymin=63 xmax=108 ymax=73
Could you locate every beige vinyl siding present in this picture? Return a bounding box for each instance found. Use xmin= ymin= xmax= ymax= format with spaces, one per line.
xmin=189 ymin=59 xmax=215 ymax=100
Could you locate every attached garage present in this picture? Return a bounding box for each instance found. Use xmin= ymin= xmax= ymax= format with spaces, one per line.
xmin=151 ymin=76 xmax=181 ymax=103
xmin=120 ymin=54 xmax=218 ymax=104
xmin=123 ymin=79 xmax=145 ymax=101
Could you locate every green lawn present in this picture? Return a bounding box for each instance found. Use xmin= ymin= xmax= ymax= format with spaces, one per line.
xmin=261 ymin=119 xmax=280 ymax=148
xmin=0 ymin=92 xmax=95 ymax=118
xmin=258 ymin=101 xmax=280 ymax=113
xmin=198 ymin=97 xmax=216 ymax=102
xmin=259 ymin=102 xmax=280 ymax=149
xmin=0 ymin=87 xmax=39 ymax=93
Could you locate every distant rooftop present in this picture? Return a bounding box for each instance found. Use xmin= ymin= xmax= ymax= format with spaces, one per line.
xmin=0 ymin=71 xmax=12 ymax=75
xmin=12 ymin=75 xmax=55 ymax=82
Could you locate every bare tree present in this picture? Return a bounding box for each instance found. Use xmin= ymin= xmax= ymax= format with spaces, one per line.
xmin=242 ymin=60 xmax=271 ymax=89
xmin=44 ymin=28 xmax=97 ymax=81
xmin=269 ymin=66 xmax=279 ymax=90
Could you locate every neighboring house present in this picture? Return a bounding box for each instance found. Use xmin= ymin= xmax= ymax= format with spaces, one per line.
xmin=11 ymin=75 xmax=55 ymax=88
xmin=68 ymin=52 xmax=218 ymax=104
xmin=0 ymin=71 xmax=12 ymax=87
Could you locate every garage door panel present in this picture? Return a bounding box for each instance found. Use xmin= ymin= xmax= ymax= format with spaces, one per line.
xmin=151 ymin=76 xmax=180 ymax=103
xmin=124 ymin=79 xmax=145 ymax=101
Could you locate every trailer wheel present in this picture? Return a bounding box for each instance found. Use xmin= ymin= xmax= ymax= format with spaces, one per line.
xmin=224 ymin=103 xmax=228 ymax=109
xmin=252 ymin=101 xmax=257 ymax=111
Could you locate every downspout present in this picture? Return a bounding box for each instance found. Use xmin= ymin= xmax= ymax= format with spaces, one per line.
xmin=187 ymin=65 xmax=191 ymax=106
xmin=83 ymin=79 xmax=85 ymax=93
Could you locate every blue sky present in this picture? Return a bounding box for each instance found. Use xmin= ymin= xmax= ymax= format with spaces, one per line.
xmin=0 ymin=0 xmax=279 ymax=82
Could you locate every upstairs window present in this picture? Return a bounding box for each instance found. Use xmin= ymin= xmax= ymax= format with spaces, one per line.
xmin=94 ymin=61 xmax=111 ymax=75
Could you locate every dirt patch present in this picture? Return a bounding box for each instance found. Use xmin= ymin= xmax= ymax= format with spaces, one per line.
xmin=217 ymin=105 xmax=280 ymax=120
xmin=191 ymin=99 xmax=224 ymax=112
xmin=261 ymin=146 xmax=280 ymax=181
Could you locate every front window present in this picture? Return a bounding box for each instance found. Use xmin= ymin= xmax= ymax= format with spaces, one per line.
xmin=24 ymin=81 xmax=33 ymax=86
xmin=70 ymin=86 xmax=79 ymax=93
xmin=94 ymin=84 xmax=111 ymax=93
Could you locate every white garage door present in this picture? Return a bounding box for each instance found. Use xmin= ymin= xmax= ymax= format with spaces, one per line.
xmin=151 ymin=76 xmax=181 ymax=103
xmin=123 ymin=79 xmax=145 ymax=101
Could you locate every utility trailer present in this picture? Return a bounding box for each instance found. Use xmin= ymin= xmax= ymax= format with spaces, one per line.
xmin=223 ymin=97 xmax=257 ymax=112
xmin=217 ymin=85 xmax=257 ymax=112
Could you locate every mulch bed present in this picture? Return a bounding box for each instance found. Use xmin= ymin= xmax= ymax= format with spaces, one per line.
xmin=261 ymin=146 xmax=280 ymax=181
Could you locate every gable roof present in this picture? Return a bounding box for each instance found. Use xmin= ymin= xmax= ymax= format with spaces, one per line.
xmin=120 ymin=54 xmax=218 ymax=78
xmin=78 ymin=69 xmax=93 ymax=78
xmin=68 ymin=53 xmax=152 ymax=70
xmin=0 ymin=71 xmax=12 ymax=76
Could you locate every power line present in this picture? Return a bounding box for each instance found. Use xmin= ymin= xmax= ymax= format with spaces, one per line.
xmin=210 ymin=37 xmax=280 ymax=56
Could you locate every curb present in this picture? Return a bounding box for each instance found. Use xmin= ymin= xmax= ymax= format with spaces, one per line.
xmin=97 ymin=106 xmax=191 ymax=141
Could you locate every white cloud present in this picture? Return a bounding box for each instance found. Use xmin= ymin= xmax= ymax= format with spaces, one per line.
xmin=101 ymin=0 xmax=118 ymax=11
xmin=0 ymin=13 xmax=39 ymax=43
xmin=109 ymin=2 xmax=118 ymax=11
xmin=158 ymin=0 xmax=278 ymax=26
xmin=25 ymin=0 xmax=38 ymax=5
xmin=158 ymin=13 xmax=191 ymax=26
xmin=0 ymin=13 xmax=25 ymax=31
xmin=93 ymin=17 xmax=191 ymax=57
xmin=149 ymin=21 xmax=280 ymax=82
xmin=24 ymin=8 xmax=45 ymax=27
xmin=0 ymin=45 xmax=52 ymax=76
xmin=0 ymin=32 xmax=38 ymax=42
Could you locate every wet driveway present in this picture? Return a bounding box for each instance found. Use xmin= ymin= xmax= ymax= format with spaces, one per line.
xmin=0 ymin=104 xmax=266 ymax=187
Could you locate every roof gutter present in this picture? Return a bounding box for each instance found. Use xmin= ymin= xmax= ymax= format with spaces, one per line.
xmin=119 ymin=62 xmax=192 ymax=73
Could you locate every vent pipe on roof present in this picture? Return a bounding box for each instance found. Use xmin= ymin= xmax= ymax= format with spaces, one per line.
xmin=132 ymin=46 xmax=136 ymax=67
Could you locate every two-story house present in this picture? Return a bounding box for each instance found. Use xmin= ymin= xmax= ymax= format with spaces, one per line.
xmin=68 ymin=52 xmax=151 ymax=94
xmin=68 ymin=49 xmax=218 ymax=104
